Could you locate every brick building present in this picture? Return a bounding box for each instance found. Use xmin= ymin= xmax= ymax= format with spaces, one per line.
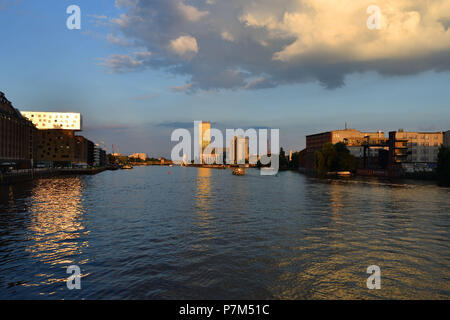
xmin=305 ymin=128 xmax=385 ymax=169
xmin=22 ymin=111 xmax=94 ymax=167
xmin=0 ymin=92 xmax=37 ymax=169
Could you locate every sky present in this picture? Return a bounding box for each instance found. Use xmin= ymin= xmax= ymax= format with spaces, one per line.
xmin=0 ymin=0 xmax=449 ymax=157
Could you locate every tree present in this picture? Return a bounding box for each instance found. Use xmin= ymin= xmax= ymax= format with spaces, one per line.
xmin=289 ymin=151 xmax=300 ymax=168
xmin=279 ymin=147 xmax=289 ymax=169
xmin=314 ymin=142 xmax=356 ymax=177
xmin=314 ymin=148 xmax=327 ymax=177
xmin=334 ymin=142 xmax=356 ymax=172
xmin=437 ymin=146 xmax=450 ymax=186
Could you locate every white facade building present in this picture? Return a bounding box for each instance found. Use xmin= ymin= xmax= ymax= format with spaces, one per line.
xmin=21 ymin=111 xmax=81 ymax=130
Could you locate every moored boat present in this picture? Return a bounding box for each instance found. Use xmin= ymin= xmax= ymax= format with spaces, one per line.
xmin=232 ymin=168 xmax=245 ymax=176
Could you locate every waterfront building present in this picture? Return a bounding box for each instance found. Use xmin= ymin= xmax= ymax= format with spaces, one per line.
xmin=110 ymin=153 xmax=128 ymax=164
xmin=35 ymin=129 xmax=75 ymax=166
xmin=229 ymin=136 xmax=249 ymax=164
xmin=21 ymin=111 xmax=93 ymax=167
xmin=445 ymin=130 xmax=450 ymax=148
xmin=129 ymin=153 xmax=147 ymax=161
xmin=197 ymin=121 xmax=211 ymax=164
xmin=21 ymin=111 xmax=81 ymax=130
xmin=74 ymin=136 xmax=94 ymax=167
xmin=94 ymin=144 xmax=107 ymax=167
xmin=298 ymin=148 xmax=307 ymax=168
xmin=249 ymin=154 xmax=259 ymax=165
xmin=388 ymin=130 xmax=443 ymax=173
xmin=0 ymin=92 xmax=38 ymax=169
xmin=305 ymin=128 xmax=385 ymax=168
xmin=208 ymin=147 xmax=226 ymax=164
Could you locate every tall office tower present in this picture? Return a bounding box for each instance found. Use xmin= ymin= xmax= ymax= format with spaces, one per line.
xmin=229 ymin=138 xmax=236 ymax=165
xmin=289 ymin=149 xmax=293 ymax=162
xmin=230 ymin=136 xmax=249 ymax=164
xmin=198 ymin=121 xmax=211 ymax=164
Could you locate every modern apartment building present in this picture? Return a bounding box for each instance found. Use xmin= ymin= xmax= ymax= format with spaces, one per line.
xmin=0 ymin=92 xmax=37 ymax=169
xmin=21 ymin=111 xmax=81 ymax=130
xmin=21 ymin=111 xmax=93 ymax=167
xmin=94 ymin=145 xmax=107 ymax=167
xmin=388 ymin=130 xmax=443 ymax=173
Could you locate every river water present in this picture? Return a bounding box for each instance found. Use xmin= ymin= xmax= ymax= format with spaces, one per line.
xmin=0 ymin=166 xmax=449 ymax=299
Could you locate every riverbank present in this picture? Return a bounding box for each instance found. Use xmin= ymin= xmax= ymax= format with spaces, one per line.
xmin=0 ymin=167 xmax=106 ymax=185
xmin=297 ymin=167 xmax=449 ymax=187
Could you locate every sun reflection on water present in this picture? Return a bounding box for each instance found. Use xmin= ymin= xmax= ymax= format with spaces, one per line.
xmin=25 ymin=177 xmax=89 ymax=288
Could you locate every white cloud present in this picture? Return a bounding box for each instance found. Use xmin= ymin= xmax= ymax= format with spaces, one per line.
xmin=169 ymin=35 xmax=199 ymax=58
xmin=239 ymin=0 xmax=450 ymax=63
xmin=177 ymin=1 xmax=209 ymax=22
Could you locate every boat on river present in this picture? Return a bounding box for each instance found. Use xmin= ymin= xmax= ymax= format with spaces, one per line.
xmin=232 ymin=168 xmax=245 ymax=176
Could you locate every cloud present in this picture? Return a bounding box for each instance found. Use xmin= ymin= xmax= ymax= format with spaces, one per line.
xmin=244 ymin=77 xmax=276 ymax=90
xmin=107 ymin=34 xmax=135 ymax=47
xmin=103 ymin=0 xmax=450 ymax=91
xmin=177 ymin=1 xmax=209 ymax=22
xmin=87 ymin=14 xmax=108 ymax=20
xmin=221 ymin=31 xmax=235 ymax=42
xmin=98 ymin=51 xmax=151 ymax=73
xmin=115 ymin=0 xmax=139 ymax=9
xmin=156 ymin=121 xmax=194 ymax=129
xmin=170 ymin=82 xmax=194 ymax=93
xmin=169 ymin=35 xmax=199 ymax=58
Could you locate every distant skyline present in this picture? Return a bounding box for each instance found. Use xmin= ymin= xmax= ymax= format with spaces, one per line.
xmin=1 ymin=0 xmax=449 ymax=157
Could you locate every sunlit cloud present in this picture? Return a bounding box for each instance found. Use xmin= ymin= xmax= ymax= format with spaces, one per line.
xmin=169 ymin=35 xmax=199 ymax=58
xmin=100 ymin=0 xmax=450 ymax=91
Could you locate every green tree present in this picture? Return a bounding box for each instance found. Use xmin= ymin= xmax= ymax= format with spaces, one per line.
xmin=314 ymin=149 xmax=327 ymax=177
xmin=314 ymin=142 xmax=356 ymax=177
xmin=437 ymin=146 xmax=450 ymax=186
xmin=334 ymin=142 xmax=356 ymax=172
